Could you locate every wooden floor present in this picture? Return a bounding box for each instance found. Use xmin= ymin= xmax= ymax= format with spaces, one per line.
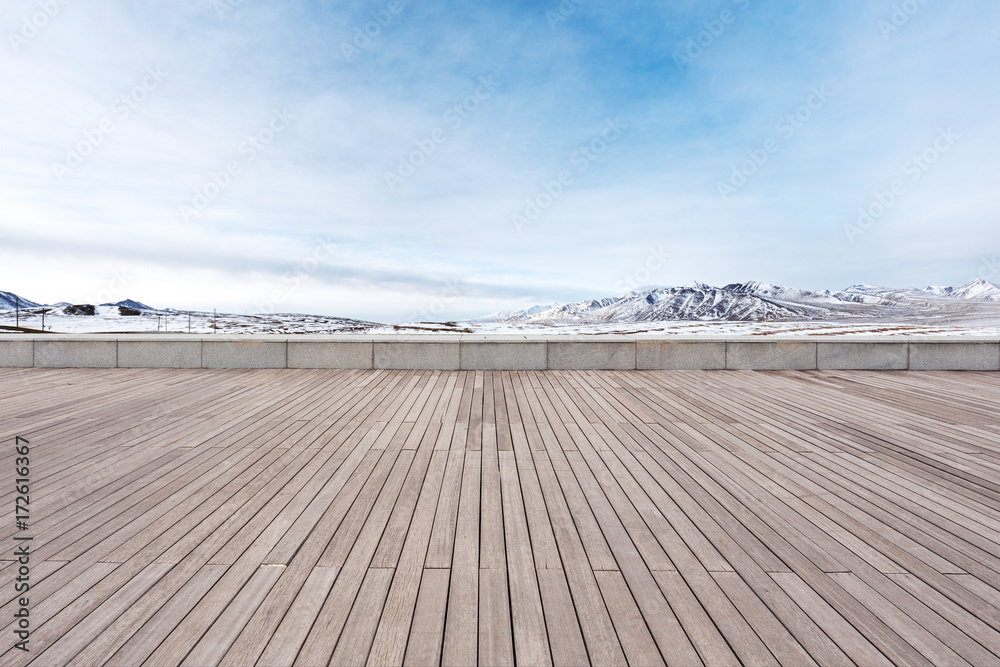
xmin=1 ymin=369 xmax=1000 ymax=666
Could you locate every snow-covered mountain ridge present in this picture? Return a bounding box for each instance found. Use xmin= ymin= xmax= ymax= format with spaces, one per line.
xmin=476 ymin=279 xmax=1000 ymax=324
xmin=2 ymin=280 xmax=998 ymax=335
xmin=0 ymin=293 xmax=379 ymax=334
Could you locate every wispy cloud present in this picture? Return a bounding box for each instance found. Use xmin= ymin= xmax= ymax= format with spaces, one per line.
xmin=2 ymin=0 xmax=999 ymax=321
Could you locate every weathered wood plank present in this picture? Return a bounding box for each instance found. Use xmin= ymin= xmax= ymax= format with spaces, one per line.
xmin=1 ymin=367 xmax=999 ymax=667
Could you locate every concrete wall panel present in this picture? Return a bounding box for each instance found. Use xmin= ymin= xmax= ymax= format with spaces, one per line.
xmin=34 ymin=340 xmax=117 ymax=368
xmin=727 ymin=342 xmax=817 ymax=370
xmin=118 ymin=341 xmax=202 ymax=368
xmin=548 ymin=342 xmax=635 ymax=370
xmin=461 ymin=342 xmax=547 ymax=370
xmin=288 ymin=341 xmax=373 ymax=369
xmin=909 ymin=342 xmax=1000 ymax=371
xmin=637 ymin=341 xmax=726 ymax=370
xmin=817 ymin=342 xmax=908 ymax=370
xmin=202 ymin=341 xmax=287 ymax=369
xmin=374 ymin=342 xmax=460 ymax=370
xmin=0 ymin=341 xmax=33 ymax=367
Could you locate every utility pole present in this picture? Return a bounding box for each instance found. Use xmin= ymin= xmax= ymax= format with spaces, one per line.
xmin=41 ymin=308 xmax=49 ymax=331
xmin=15 ymin=295 xmax=19 ymax=328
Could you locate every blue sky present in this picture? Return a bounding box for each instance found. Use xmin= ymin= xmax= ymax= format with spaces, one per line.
xmin=2 ymin=0 xmax=998 ymax=322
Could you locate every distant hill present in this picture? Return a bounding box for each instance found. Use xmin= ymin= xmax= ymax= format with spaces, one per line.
xmin=476 ymin=279 xmax=1000 ymax=323
xmin=99 ymin=298 xmax=155 ymax=310
xmin=0 ymin=291 xmax=41 ymax=310
xmin=0 ymin=291 xmax=155 ymax=311
xmin=920 ymin=279 xmax=1000 ymax=302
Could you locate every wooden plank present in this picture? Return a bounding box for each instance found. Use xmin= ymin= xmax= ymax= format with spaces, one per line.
xmin=499 ymin=451 xmax=551 ymax=666
xmin=67 ymin=560 xmax=219 ymax=666
xmin=32 ymin=373 xmax=349 ymax=566
xmin=712 ymin=571 xmax=815 ymax=666
xmin=535 ymin=569 xmax=590 ymax=667
xmin=557 ymin=446 xmax=700 ymax=665
xmin=620 ymin=421 xmax=790 ymax=574
xmin=467 ymin=372 xmax=484 ymax=451
xmin=479 ymin=416 xmax=505 ymax=571
xmin=431 ymin=372 xmax=464 ymax=452
xmin=0 ymin=559 xmax=67 ymax=611
xmin=524 ymin=393 xmax=617 ymax=571
xmin=478 ymin=568 xmax=514 ymax=667
xmin=771 ymin=572 xmax=894 ymax=667
xmin=504 ymin=373 xmax=563 ymax=570
xmin=441 ymin=447 xmax=481 ymax=667
xmin=370 ymin=424 xmax=436 ymax=569
xmin=252 ymin=566 xmax=339 ymax=667
xmin=629 ymin=421 xmax=930 ymax=665
xmin=28 ymin=562 xmax=171 ymax=667
xmin=402 ymin=569 xmax=450 ymax=667
xmin=441 ymin=566 xmax=478 ymax=667
xmin=594 ymin=570 xmax=667 ymax=666
xmin=261 ymin=428 xmax=392 ymax=567
xmin=101 ymin=565 xmax=227 ymax=667
xmin=424 ymin=448 xmax=466 ymax=569
xmin=527 ymin=447 xmax=626 ymax=665
xmin=0 ymin=561 xmax=113 ymax=636
xmin=544 ymin=374 xmax=735 ymax=575
xmin=328 ymin=567 xmax=395 ymax=667
xmin=891 ymin=574 xmax=1000 ymax=666
xmin=181 ymin=565 xmax=284 ymax=666
xmin=0 ymin=561 xmax=119 ymax=660
xmin=493 ymin=370 xmax=513 ymax=452
xmin=294 ymin=444 xmax=417 ymax=663
xmin=368 ymin=449 xmax=449 ymax=665
xmin=142 ymin=561 xmax=261 ymax=667
xmin=111 ymin=434 xmax=321 ymax=565
xmin=652 ymin=571 xmax=738 ymax=667
xmin=5 ymin=368 xmax=1000 ymax=666
xmin=829 ymin=572 xmax=968 ymax=666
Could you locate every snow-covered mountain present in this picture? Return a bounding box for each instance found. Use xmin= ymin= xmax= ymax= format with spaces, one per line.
xmin=478 ymin=279 xmax=1000 ymax=324
xmin=479 ymin=283 xmax=823 ymax=323
xmin=0 ymin=292 xmax=154 ymax=311
xmin=0 ymin=291 xmax=380 ymax=334
xmin=100 ymin=298 xmax=154 ymax=310
xmin=922 ymin=278 xmax=1000 ymax=301
xmin=0 ymin=291 xmax=41 ymax=310
xmin=478 ymin=302 xmax=560 ymax=322
xmin=3 ymin=280 xmax=998 ymax=334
